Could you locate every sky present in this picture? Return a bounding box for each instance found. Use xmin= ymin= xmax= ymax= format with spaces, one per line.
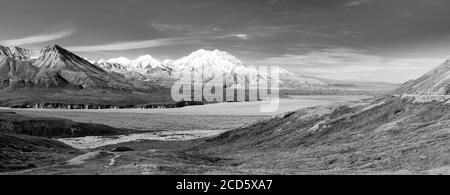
xmin=1 ymin=0 xmax=450 ymax=83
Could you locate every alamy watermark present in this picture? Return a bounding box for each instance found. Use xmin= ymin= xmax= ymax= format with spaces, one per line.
xmin=171 ymin=66 xmax=280 ymax=113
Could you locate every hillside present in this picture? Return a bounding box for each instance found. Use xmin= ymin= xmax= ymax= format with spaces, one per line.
xmin=395 ymin=60 xmax=450 ymax=95
xmin=0 ymin=110 xmax=128 ymax=173
xmin=184 ymin=60 xmax=450 ymax=174
xmin=0 ymin=133 xmax=81 ymax=173
xmin=191 ymin=97 xmax=450 ymax=174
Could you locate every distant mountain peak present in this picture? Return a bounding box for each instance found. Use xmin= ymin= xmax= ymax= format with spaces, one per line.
xmin=102 ymin=55 xmax=162 ymax=70
xmin=188 ymin=49 xmax=233 ymax=58
xmin=131 ymin=55 xmax=161 ymax=69
xmin=107 ymin=57 xmax=132 ymax=65
xmin=174 ymin=49 xmax=245 ymax=69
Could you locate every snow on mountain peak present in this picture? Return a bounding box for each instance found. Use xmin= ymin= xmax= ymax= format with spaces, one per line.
xmin=169 ymin=49 xmax=246 ymax=73
xmin=131 ymin=55 xmax=161 ymax=69
xmin=107 ymin=57 xmax=132 ymax=66
xmin=103 ymin=55 xmax=162 ymax=69
xmin=96 ymin=49 xmax=306 ymax=88
xmin=182 ymin=49 xmax=242 ymax=64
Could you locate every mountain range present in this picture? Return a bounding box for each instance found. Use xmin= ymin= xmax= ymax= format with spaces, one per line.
xmin=94 ymin=49 xmax=399 ymax=94
xmin=0 ymin=45 xmax=399 ymax=107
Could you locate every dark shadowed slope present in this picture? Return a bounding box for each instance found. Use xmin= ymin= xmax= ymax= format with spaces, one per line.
xmin=0 ymin=111 xmax=126 ymax=138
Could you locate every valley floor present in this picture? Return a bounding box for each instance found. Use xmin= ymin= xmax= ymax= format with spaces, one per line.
xmin=7 ymin=95 xmax=366 ymax=130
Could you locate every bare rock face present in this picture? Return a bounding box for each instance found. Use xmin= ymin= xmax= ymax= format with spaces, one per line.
xmin=395 ymin=60 xmax=450 ymax=95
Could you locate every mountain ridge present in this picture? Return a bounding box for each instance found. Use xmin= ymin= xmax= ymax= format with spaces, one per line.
xmin=96 ymin=49 xmax=398 ymax=94
xmin=0 ymin=44 xmax=154 ymax=90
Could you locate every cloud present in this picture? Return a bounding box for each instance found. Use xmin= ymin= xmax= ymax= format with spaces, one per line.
xmin=151 ymin=23 xmax=193 ymax=32
xmin=258 ymin=47 xmax=443 ymax=82
xmin=0 ymin=22 xmax=76 ymax=46
xmin=342 ymin=0 xmax=371 ymax=7
xmin=229 ymin=25 xmax=357 ymax=40
xmin=150 ymin=22 xmax=225 ymax=38
xmin=217 ymin=34 xmax=250 ymax=40
xmin=234 ymin=34 xmax=250 ymax=40
xmin=67 ymin=38 xmax=186 ymax=52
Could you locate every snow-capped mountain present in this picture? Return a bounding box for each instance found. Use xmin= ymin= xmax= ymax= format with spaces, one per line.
xmin=101 ymin=55 xmax=162 ymax=69
xmin=95 ymin=55 xmax=173 ymax=81
xmin=131 ymin=55 xmax=163 ymax=69
xmin=164 ymin=49 xmax=257 ymax=87
xmin=105 ymin=55 xmax=163 ymax=69
xmin=164 ymin=49 xmax=247 ymax=73
xmin=97 ymin=49 xmax=345 ymax=89
xmin=0 ymin=45 xmax=398 ymax=100
xmin=162 ymin=49 xmax=336 ymax=89
xmin=94 ymin=49 xmax=398 ymax=94
xmin=98 ymin=49 xmax=283 ymax=87
xmin=106 ymin=57 xmax=132 ymax=67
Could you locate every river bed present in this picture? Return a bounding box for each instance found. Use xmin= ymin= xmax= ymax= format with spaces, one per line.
xmin=58 ymin=130 xmax=227 ymax=150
